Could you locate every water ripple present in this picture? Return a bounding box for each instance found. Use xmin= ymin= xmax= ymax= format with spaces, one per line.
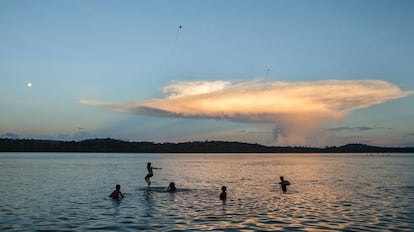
xmin=1 ymin=153 xmax=414 ymax=231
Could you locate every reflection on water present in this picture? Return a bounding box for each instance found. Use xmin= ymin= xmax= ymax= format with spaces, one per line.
xmin=1 ymin=153 xmax=413 ymax=231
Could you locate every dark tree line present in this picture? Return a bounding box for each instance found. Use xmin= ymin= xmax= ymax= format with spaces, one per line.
xmin=1 ymin=138 xmax=413 ymax=153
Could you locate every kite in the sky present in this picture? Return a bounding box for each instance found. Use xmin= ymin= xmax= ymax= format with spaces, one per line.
xmin=176 ymin=25 xmax=183 ymax=41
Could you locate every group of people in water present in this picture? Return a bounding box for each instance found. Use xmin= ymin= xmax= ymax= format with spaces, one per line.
xmin=110 ymin=162 xmax=291 ymax=200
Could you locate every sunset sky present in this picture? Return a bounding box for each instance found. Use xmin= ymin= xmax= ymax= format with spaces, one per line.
xmin=1 ymin=0 xmax=414 ymax=147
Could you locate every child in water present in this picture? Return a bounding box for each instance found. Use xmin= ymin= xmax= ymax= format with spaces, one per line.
xmin=109 ymin=184 xmax=124 ymax=200
xmin=144 ymin=162 xmax=161 ymax=186
xmin=219 ymin=186 xmax=227 ymax=200
xmin=279 ymin=176 xmax=291 ymax=193
xmin=167 ymin=182 xmax=177 ymax=193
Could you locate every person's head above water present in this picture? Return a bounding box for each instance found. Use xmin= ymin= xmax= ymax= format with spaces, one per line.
xmin=147 ymin=162 xmax=151 ymax=167
xmin=110 ymin=184 xmax=124 ymax=199
xmin=280 ymin=176 xmax=284 ymax=181
xmin=221 ymin=186 xmax=227 ymax=192
xmin=167 ymin=182 xmax=176 ymax=192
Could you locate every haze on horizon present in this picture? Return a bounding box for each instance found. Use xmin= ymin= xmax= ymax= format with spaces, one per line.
xmin=1 ymin=0 xmax=414 ymax=147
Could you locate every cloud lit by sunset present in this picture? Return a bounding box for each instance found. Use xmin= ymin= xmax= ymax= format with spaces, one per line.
xmin=81 ymin=79 xmax=412 ymax=145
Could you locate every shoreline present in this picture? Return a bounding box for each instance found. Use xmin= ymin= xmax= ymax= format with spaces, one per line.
xmin=1 ymin=138 xmax=413 ymax=153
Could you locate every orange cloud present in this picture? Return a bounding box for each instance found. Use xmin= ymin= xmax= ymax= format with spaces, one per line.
xmin=81 ymin=79 xmax=412 ymax=145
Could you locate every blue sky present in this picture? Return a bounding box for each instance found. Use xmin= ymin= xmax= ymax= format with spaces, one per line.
xmin=1 ymin=0 xmax=413 ymax=146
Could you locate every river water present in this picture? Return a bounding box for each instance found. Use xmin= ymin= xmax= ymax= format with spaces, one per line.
xmin=1 ymin=153 xmax=413 ymax=231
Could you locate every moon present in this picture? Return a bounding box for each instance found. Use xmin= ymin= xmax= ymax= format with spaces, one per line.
xmin=27 ymin=82 xmax=32 ymax=87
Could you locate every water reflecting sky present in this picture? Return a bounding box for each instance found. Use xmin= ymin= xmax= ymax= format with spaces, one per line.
xmin=1 ymin=153 xmax=413 ymax=231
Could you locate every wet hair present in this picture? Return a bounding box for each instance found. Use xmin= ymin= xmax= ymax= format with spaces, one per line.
xmin=116 ymin=184 xmax=121 ymax=190
xmin=147 ymin=162 xmax=151 ymax=167
xmin=221 ymin=186 xmax=227 ymax=192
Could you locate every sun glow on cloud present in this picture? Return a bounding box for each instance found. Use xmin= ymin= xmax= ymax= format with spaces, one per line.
xmin=80 ymin=79 xmax=412 ymax=145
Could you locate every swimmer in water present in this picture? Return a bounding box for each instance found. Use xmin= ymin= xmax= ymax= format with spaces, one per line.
xmin=109 ymin=184 xmax=124 ymax=200
xmin=279 ymin=176 xmax=291 ymax=193
xmin=144 ymin=162 xmax=161 ymax=186
xmin=167 ymin=182 xmax=177 ymax=193
xmin=219 ymin=186 xmax=227 ymax=200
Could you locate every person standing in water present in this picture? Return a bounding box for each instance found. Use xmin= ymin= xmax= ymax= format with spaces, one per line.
xmin=279 ymin=176 xmax=291 ymax=193
xmin=219 ymin=186 xmax=227 ymax=200
xmin=109 ymin=184 xmax=124 ymax=200
xmin=144 ymin=162 xmax=161 ymax=186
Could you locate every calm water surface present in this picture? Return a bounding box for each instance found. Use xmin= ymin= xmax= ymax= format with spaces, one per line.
xmin=1 ymin=153 xmax=413 ymax=231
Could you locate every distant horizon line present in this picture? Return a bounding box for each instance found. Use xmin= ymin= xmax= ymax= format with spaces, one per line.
xmin=1 ymin=137 xmax=413 ymax=149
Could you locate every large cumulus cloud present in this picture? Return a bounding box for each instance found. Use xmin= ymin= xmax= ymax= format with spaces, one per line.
xmin=81 ymin=79 xmax=412 ymax=145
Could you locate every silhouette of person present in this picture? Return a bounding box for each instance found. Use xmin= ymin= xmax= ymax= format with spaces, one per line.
xmin=279 ymin=176 xmax=291 ymax=193
xmin=220 ymin=186 xmax=227 ymax=200
xmin=167 ymin=182 xmax=177 ymax=193
xmin=109 ymin=184 xmax=124 ymax=200
xmin=145 ymin=162 xmax=161 ymax=186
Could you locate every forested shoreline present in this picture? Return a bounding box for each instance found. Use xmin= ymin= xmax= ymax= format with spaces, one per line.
xmin=1 ymin=138 xmax=413 ymax=153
